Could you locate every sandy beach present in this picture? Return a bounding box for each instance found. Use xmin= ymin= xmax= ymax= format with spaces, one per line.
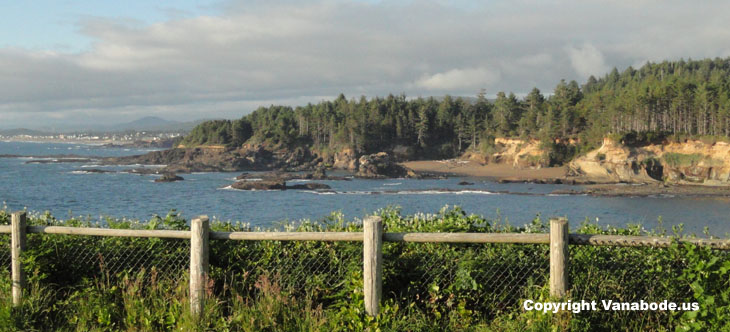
xmin=402 ymin=160 xmax=567 ymax=180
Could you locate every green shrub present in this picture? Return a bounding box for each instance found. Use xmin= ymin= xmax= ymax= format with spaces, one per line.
xmin=662 ymin=153 xmax=705 ymax=167
xmin=0 ymin=207 xmax=727 ymax=331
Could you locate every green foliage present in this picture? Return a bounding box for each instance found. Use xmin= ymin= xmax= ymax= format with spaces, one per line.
xmin=662 ymin=153 xmax=705 ymax=167
xmin=0 ymin=207 xmax=727 ymax=331
xmin=619 ymin=131 xmax=669 ymax=147
xmin=540 ymin=140 xmax=578 ymax=166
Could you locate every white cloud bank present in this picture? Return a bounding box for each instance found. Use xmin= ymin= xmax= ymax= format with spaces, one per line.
xmin=566 ymin=43 xmax=609 ymax=79
xmin=416 ymin=67 xmax=501 ymax=91
xmin=2 ymin=0 xmax=730 ymax=128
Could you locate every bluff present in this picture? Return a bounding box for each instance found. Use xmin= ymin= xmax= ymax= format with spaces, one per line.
xmin=461 ymin=138 xmax=549 ymax=168
xmin=569 ymin=138 xmax=730 ymax=185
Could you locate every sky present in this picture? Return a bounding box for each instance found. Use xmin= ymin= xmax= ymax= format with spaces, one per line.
xmin=2 ymin=0 xmax=730 ymax=130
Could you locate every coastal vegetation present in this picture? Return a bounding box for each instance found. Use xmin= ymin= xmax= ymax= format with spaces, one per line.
xmin=181 ymin=58 xmax=730 ymax=165
xmin=1 ymin=207 xmax=729 ymax=331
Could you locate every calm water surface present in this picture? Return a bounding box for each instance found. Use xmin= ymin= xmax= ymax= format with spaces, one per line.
xmin=1 ymin=141 xmax=729 ymax=235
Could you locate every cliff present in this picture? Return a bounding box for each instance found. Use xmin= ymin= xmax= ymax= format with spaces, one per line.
xmin=461 ymin=138 xmax=548 ymax=168
xmin=569 ymin=138 xmax=730 ymax=185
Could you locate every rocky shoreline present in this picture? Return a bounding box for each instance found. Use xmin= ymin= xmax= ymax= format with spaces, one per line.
xmin=8 ymin=141 xmax=730 ymax=197
xmin=551 ymin=183 xmax=730 ymax=198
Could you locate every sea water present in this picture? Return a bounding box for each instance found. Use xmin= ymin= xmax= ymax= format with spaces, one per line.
xmin=1 ymin=141 xmax=729 ymax=235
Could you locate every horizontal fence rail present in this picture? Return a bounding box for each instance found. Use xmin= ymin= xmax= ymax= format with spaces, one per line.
xmin=3 ymin=226 xmax=728 ymax=247
xmin=3 ymin=210 xmax=729 ymax=319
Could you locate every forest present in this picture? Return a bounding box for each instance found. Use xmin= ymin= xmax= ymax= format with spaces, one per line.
xmin=180 ymin=57 xmax=730 ymax=163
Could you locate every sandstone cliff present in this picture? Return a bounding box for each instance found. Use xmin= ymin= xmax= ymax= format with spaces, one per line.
xmin=461 ymin=138 xmax=548 ymax=168
xmin=569 ymin=138 xmax=730 ymax=185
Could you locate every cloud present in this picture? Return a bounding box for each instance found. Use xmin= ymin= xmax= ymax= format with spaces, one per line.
xmin=415 ymin=67 xmax=500 ymax=91
xmin=2 ymin=0 xmax=730 ymax=128
xmin=566 ymin=43 xmax=610 ymax=79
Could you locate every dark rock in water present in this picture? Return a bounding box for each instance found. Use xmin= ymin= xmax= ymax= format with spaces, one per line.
xmin=458 ymin=181 xmax=474 ymax=185
xmin=230 ymin=179 xmax=330 ymax=190
xmin=235 ymin=169 xmax=350 ymax=181
xmin=155 ymin=173 xmax=184 ymax=182
xmin=355 ymin=152 xmax=420 ymax=179
xmin=231 ymin=180 xmax=286 ymax=190
xmin=77 ymin=168 xmax=115 ymax=174
xmin=287 ymin=183 xmax=332 ymax=190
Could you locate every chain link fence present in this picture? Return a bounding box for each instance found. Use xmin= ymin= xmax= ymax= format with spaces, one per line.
xmin=567 ymin=244 xmax=702 ymax=329
xmin=0 ymin=235 xmax=9 ymax=273
xmin=4 ymin=224 xmax=730 ymax=329
xmin=209 ymin=239 xmax=363 ymax=305
xmin=25 ymin=234 xmax=190 ymax=285
xmin=383 ymin=242 xmax=550 ymax=317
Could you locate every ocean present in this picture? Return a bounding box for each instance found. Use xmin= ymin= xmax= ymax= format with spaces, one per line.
xmin=1 ymin=141 xmax=729 ymax=235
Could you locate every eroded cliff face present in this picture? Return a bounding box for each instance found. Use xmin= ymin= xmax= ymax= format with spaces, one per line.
xmin=333 ymin=148 xmax=358 ymax=170
xmin=462 ymin=138 xmax=548 ymax=168
xmin=569 ymin=138 xmax=730 ymax=185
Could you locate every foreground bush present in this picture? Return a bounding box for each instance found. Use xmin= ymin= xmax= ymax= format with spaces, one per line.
xmin=0 ymin=207 xmax=728 ymax=331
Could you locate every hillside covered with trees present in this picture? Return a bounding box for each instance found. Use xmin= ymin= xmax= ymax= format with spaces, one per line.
xmin=180 ymin=58 xmax=730 ymax=165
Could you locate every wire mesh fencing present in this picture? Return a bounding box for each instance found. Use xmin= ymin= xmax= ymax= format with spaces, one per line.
xmin=0 ymin=235 xmax=9 ymax=276
xmin=24 ymin=233 xmax=190 ymax=285
xmin=209 ymin=239 xmax=363 ymax=306
xmin=383 ymin=242 xmax=550 ymax=317
xmin=567 ymin=244 xmax=696 ymax=329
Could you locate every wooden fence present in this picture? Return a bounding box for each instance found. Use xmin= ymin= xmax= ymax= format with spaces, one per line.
xmin=3 ymin=211 xmax=730 ymax=319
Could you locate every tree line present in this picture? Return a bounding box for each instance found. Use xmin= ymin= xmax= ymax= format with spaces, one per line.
xmin=180 ymin=57 xmax=730 ymax=162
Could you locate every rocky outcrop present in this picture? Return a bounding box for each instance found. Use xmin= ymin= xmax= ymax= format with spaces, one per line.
xmin=235 ymin=168 xmax=349 ymax=181
xmin=287 ymin=183 xmax=331 ymax=190
xmin=355 ymin=152 xmax=420 ymax=179
xmin=230 ymin=180 xmax=330 ymax=190
xmin=154 ymin=173 xmax=184 ymax=182
xmin=569 ymin=138 xmax=730 ymax=185
xmin=231 ymin=180 xmax=286 ymax=190
xmin=76 ymin=168 xmax=115 ymax=174
xmin=104 ymin=144 xmax=322 ymax=173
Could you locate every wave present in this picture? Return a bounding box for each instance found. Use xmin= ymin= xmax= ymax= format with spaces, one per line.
xmin=382 ymin=182 xmax=402 ymax=186
xmin=218 ymin=185 xmax=282 ymax=192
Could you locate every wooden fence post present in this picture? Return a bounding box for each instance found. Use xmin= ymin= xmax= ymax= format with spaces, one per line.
xmin=549 ymin=217 xmax=568 ymax=298
xmin=11 ymin=211 xmax=27 ymax=307
xmin=190 ymin=216 xmax=209 ymax=318
xmin=363 ymin=216 xmax=383 ymax=316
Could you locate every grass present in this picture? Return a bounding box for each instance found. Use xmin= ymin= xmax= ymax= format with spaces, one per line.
xmin=0 ymin=207 xmax=728 ymax=331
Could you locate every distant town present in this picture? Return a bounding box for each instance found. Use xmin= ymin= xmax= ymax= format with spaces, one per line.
xmin=0 ymin=129 xmax=185 ymax=148
xmin=0 ymin=116 xmax=200 ymax=147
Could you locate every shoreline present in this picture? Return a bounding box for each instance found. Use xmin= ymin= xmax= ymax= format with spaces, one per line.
xmin=402 ymin=160 xmax=567 ymax=180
